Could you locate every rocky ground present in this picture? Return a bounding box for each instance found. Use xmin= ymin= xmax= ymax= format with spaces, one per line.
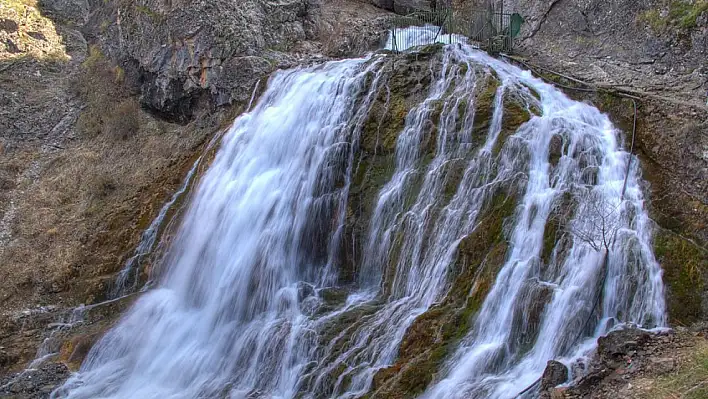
xmin=553 ymin=326 xmax=708 ymax=399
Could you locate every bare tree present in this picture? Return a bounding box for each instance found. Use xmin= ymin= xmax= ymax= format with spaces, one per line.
xmin=566 ymin=189 xmax=623 ymax=334
xmin=568 ymin=189 xmax=620 ymax=254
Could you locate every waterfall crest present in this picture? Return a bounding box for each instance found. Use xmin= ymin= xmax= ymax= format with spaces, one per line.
xmin=53 ymin=39 xmax=665 ymax=399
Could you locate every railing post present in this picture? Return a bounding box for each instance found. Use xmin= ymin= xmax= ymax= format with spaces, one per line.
xmin=499 ymin=1 xmax=504 ymax=36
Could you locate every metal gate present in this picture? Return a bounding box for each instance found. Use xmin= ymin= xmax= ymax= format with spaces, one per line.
xmin=389 ymin=2 xmax=523 ymax=54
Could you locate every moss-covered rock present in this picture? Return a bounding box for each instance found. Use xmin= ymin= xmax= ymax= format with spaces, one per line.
xmin=341 ymin=54 xmax=443 ymax=285
xmin=369 ymin=192 xmax=518 ymax=398
xmin=654 ymin=230 xmax=708 ymax=325
xmin=492 ymin=93 xmax=533 ymax=156
xmin=471 ymin=72 xmax=500 ymax=138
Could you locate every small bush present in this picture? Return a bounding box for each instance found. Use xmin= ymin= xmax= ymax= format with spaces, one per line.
xmin=675 ymin=0 xmax=708 ymax=28
xmin=104 ymin=99 xmax=141 ymax=140
xmin=72 ymin=45 xmax=140 ymax=139
xmin=91 ymin=174 xmax=117 ymax=199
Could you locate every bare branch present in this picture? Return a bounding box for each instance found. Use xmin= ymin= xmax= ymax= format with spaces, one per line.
xmin=567 ymin=189 xmax=621 ymax=253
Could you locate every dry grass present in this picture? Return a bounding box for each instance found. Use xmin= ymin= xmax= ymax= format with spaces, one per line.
xmin=615 ymin=339 xmax=708 ymax=399
xmin=72 ymin=46 xmax=140 ymax=140
xmin=0 ymin=108 xmax=217 ymax=321
xmin=0 ymin=41 xmax=227 ymax=322
xmin=646 ymin=340 xmax=708 ymax=399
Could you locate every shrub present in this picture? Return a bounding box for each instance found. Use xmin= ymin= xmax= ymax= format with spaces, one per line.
xmin=72 ymin=45 xmax=140 ymax=139
xmin=103 ymin=99 xmax=141 ymax=140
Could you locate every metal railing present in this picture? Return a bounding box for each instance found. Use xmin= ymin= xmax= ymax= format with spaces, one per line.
xmin=389 ymin=3 xmax=523 ymax=54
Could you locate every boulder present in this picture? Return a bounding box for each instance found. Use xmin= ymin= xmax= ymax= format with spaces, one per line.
xmin=39 ymin=0 xmax=89 ymax=25
xmin=596 ymin=327 xmax=651 ymax=368
xmin=540 ymin=360 xmax=569 ymax=392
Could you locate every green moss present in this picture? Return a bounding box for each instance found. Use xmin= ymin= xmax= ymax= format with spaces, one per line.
xmin=541 ymin=218 xmax=559 ymax=265
xmin=340 ymin=153 xmax=396 ymax=284
xmin=82 ymin=45 xmax=105 ymax=68
xmin=423 ymin=99 xmax=443 ymax=158
xmin=492 ymin=95 xmax=531 ymax=156
xmin=669 ymin=0 xmax=708 ymax=29
xmin=100 ymin=19 xmax=111 ymax=33
xmin=456 ymin=98 xmax=469 ymax=123
xmin=639 ymin=9 xmax=666 ymax=31
xmin=361 ymin=91 xmax=409 ymax=155
xmin=351 ymin=155 xmax=395 ymax=218
xmin=442 ymin=159 xmax=466 ymax=203
xmin=320 ymin=287 xmax=348 ymax=307
xmin=319 ymin=304 xmax=380 ymax=351
xmin=405 ymin=43 xmax=444 ymax=59
xmin=447 ymin=193 xmax=516 ymax=301
xmin=370 ymin=192 xmax=517 ymax=398
xmin=522 ymin=83 xmax=542 ymax=102
xmin=639 ymin=1 xmax=708 ymax=31
xmin=474 ymin=74 xmax=500 ymax=128
xmin=654 ymin=230 xmax=708 ymax=325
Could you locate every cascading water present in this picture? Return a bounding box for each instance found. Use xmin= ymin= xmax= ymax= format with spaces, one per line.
xmin=53 ymin=30 xmax=665 ymax=399
xmin=422 ymin=47 xmax=666 ymax=399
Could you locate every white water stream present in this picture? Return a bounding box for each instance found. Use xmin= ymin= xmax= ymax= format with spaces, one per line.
xmin=52 ymin=31 xmax=665 ymax=399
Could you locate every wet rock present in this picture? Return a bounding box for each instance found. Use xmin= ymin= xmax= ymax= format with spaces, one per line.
xmin=319 ymin=287 xmax=348 ymax=307
xmin=540 ymin=360 xmax=568 ymax=392
xmin=297 ymin=282 xmax=316 ymax=302
xmin=548 ymin=134 xmax=563 ymax=167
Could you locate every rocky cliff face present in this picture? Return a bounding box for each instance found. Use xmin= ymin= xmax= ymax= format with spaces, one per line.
xmin=89 ymin=0 xmax=394 ymax=121
xmin=93 ymin=0 xmax=320 ymax=120
xmin=512 ymin=0 xmax=707 ymax=103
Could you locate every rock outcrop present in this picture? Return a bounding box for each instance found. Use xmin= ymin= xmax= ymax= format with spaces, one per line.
xmin=89 ymin=0 xmax=394 ymax=121
xmin=563 ymin=326 xmax=708 ymax=399
xmin=90 ymin=0 xmax=319 ymax=121
xmin=540 ymin=360 xmax=569 ymax=396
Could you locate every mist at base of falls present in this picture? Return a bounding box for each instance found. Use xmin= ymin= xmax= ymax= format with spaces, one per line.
xmin=52 ymin=36 xmax=665 ymax=399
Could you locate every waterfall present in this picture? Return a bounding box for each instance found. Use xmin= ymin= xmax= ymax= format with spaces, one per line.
xmin=422 ymin=47 xmax=666 ymax=398
xmin=53 ymin=34 xmax=665 ymax=399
